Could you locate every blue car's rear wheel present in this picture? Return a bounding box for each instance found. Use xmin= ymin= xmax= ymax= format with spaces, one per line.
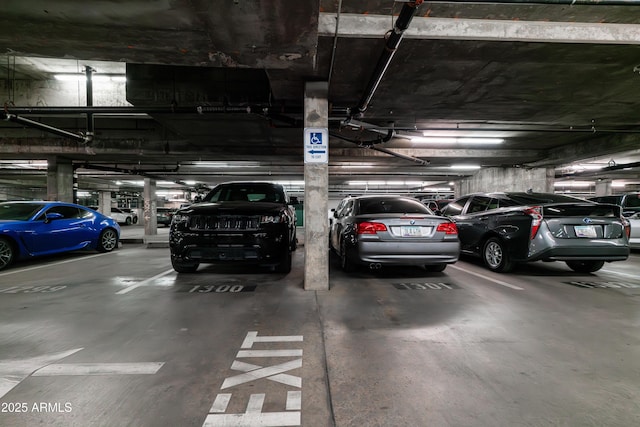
xmin=0 ymin=237 xmax=15 ymax=271
xmin=98 ymin=229 xmax=118 ymax=252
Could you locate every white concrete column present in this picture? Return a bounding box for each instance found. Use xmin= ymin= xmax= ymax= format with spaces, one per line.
xmin=143 ymin=178 xmax=158 ymax=236
xmin=595 ymin=179 xmax=612 ymax=196
xmin=303 ymin=82 xmax=329 ymax=291
xmin=46 ymin=156 xmax=74 ymax=202
xmin=98 ymin=191 xmax=112 ymax=215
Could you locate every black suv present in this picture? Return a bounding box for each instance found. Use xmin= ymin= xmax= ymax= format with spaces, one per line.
xmin=169 ymin=182 xmax=297 ymax=273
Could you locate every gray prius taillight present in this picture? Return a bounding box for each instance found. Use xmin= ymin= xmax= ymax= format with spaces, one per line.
xmin=524 ymin=206 xmax=543 ymax=239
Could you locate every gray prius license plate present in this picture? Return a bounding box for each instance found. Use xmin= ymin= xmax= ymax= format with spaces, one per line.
xmin=574 ymin=225 xmax=597 ymax=238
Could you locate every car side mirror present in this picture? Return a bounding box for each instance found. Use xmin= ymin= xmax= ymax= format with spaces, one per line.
xmin=289 ymin=196 xmax=299 ymax=205
xmin=332 ymin=209 xmax=338 ymax=218
xmin=44 ymin=212 xmax=64 ymax=223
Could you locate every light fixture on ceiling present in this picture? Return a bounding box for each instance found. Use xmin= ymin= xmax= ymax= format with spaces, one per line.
xmin=553 ymin=181 xmax=593 ymax=188
xmin=347 ymin=180 xmax=425 ymax=187
xmin=450 ymin=165 xmax=481 ymax=170
xmin=54 ymin=73 xmax=126 ymax=82
xmin=411 ymin=136 xmax=504 ymax=144
xmin=192 ymin=161 xmax=260 ymax=168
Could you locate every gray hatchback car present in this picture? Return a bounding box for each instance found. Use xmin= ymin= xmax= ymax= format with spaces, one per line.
xmin=440 ymin=192 xmax=630 ymax=273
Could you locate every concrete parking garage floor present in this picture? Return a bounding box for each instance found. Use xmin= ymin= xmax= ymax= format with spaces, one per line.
xmin=0 ymin=235 xmax=638 ymax=427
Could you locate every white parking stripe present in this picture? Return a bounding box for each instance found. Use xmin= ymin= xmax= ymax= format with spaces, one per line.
xmin=0 ymin=252 xmax=113 ymax=277
xmin=32 ymin=362 xmax=164 ymax=376
xmin=600 ymin=269 xmax=640 ymax=280
xmin=116 ymin=268 xmax=175 ymax=294
xmin=449 ymin=264 xmax=524 ymax=290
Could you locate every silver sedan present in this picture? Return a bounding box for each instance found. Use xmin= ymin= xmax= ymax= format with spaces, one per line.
xmin=329 ymin=195 xmax=460 ymax=272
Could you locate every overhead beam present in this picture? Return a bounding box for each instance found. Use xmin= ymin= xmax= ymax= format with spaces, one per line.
xmin=318 ymin=13 xmax=640 ymax=44
xmin=527 ymin=133 xmax=640 ymax=167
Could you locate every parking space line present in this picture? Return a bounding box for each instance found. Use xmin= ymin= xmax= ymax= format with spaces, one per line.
xmin=449 ymin=265 xmax=524 ymax=290
xmin=0 ymin=253 xmax=113 ymax=277
xmin=32 ymin=362 xmax=164 ymax=376
xmin=116 ymin=268 xmax=175 ymax=294
xmin=600 ymin=269 xmax=640 ymax=280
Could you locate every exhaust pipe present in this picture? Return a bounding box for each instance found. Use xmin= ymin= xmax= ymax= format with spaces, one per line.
xmin=369 ymin=263 xmax=382 ymax=270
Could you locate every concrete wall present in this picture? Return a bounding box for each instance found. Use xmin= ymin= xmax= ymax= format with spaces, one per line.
xmin=458 ymin=167 xmax=554 ymax=195
xmin=2 ymin=79 xmax=128 ymax=106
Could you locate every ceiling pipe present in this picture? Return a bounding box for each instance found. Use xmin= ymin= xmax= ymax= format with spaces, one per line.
xmin=352 ymin=0 xmax=423 ymax=118
xmin=76 ymin=162 xmax=181 ymax=182
xmin=555 ymin=160 xmax=640 ymax=178
xmin=371 ymin=145 xmax=430 ymax=165
xmin=85 ymin=66 xmax=95 ymax=144
xmin=4 ymin=113 xmax=90 ymax=143
xmin=330 ymin=131 xmax=429 ymax=165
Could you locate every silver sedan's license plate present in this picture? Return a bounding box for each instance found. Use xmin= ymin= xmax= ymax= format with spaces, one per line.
xmin=401 ymin=225 xmax=423 ymax=237
xmin=574 ymin=225 xmax=597 ymax=238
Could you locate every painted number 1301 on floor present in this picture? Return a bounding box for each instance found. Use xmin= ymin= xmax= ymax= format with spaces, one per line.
xmin=187 ymin=284 xmax=256 ymax=293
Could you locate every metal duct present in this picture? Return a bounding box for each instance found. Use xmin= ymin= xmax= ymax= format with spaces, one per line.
xmin=353 ymin=0 xmax=423 ymax=116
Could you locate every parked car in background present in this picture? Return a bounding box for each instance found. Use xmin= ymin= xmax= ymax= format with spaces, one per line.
xmin=89 ymin=206 xmax=136 ymax=225
xmin=588 ymin=193 xmax=640 ymax=217
xmin=0 ymin=201 xmax=120 ymax=271
xmin=121 ymin=208 xmax=138 ymax=224
xmin=329 ymin=195 xmax=460 ymax=272
xmin=627 ymin=213 xmax=640 ymax=249
xmin=440 ymin=192 xmax=630 ymax=273
xmin=157 ymin=207 xmax=175 ymax=227
xmin=423 ymin=198 xmax=453 ymax=214
xmin=169 ymin=181 xmax=297 ymax=273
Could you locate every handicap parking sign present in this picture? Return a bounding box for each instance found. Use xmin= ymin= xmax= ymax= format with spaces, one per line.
xmin=304 ymin=128 xmax=328 ymax=163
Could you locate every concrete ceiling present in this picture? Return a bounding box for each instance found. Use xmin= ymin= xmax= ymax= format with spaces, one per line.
xmin=2 ymin=0 xmax=640 ymax=199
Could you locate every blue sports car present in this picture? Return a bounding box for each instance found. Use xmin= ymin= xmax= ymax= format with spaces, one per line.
xmin=0 ymin=201 xmax=121 ymax=271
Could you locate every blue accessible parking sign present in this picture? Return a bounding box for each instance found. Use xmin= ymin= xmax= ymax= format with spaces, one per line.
xmin=304 ymin=128 xmax=328 ymax=163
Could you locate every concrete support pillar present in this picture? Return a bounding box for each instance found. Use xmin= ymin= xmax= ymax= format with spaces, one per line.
xmin=595 ymin=179 xmax=612 ymax=196
xmin=459 ymin=167 xmax=554 ymax=194
xmin=303 ymin=82 xmax=329 ymax=291
xmin=98 ymin=191 xmax=112 ymax=215
xmin=46 ymin=156 xmax=74 ymax=202
xmin=143 ymin=178 xmax=158 ymax=235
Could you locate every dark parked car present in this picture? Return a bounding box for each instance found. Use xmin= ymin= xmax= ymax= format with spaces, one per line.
xmin=157 ymin=207 xmax=175 ymax=226
xmin=169 ymin=182 xmax=297 ymax=273
xmin=0 ymin=201 xmax=120 ymax=271
xmin=440 ymin=192 xmax=630 ymax=273
xmin=329 ymin=195 xmax=460 ymax=272
xmin=588 ymin=193 xmax=640 ymax=217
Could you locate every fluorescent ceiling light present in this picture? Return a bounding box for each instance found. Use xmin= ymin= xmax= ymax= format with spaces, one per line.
xmin=450 ymin=165 xmax=481 ymax=170
xmin=612 ymin=181 xmax=626 ymax=188
xmin=553 ymin=181 xmax=593 ymax=187
xmin=54 ymin=74 xmax=126 ymax=82
xmin=347 ymin=180 xmax=424 ymax=186
xmin=421 ymin=187 xmax=452 ymax=192
xmin=156 ymin=190 xmax=184 ymax=196
xmin=569 ymin=164 xmax=604 ymax=171
xmin=413 ymin=136 xmax=503 ymax=144
xmin=277 ymin=181 xmax=305 ymax=186
xmin=193 ymin=161 xmax=260 ymax=168
xmin=183 ymin=180 xmax=197 ymax=186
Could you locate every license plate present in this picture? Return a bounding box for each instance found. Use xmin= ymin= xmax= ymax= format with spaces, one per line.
xmin=574 ymin=225 xmax=597 ymax=238
xmin=401 ymin=226 xmax=422 ymax=237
